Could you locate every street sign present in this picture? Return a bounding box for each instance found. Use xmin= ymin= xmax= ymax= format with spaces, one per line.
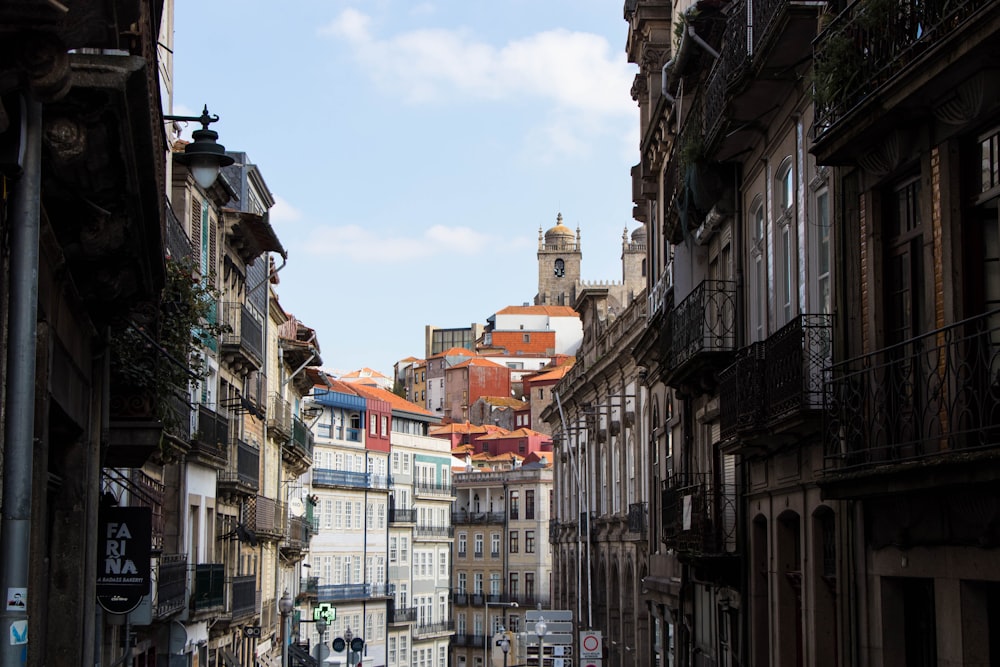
xmin=314 ymin=604 xmax=336 ymax=623
xmin=332 ymin=637 xmax=346 ymax=652
xmin=243 ymin=626 xmax=262 ymax=638
xmin=537 ymin=621 xmax=574 ymax=634
xmin=350 ymin=637 xmax=364 ymax=652
xmin=582 ymin=662 xmax=602 ymax=667
xmin=580 ymin=631 xmax=602 ymax=659
xmin=526 ymin=609 xmax=573 ymax=622
xmin=527 ymin=632 xmax=574 ymax=645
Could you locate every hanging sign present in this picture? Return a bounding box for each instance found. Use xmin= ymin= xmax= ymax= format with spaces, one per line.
xmin=97 ymin=506 xmax=152 ymax=614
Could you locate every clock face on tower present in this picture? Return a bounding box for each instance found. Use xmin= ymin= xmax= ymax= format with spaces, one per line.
xmin=554 ymin=258 xmax=565 ymax=278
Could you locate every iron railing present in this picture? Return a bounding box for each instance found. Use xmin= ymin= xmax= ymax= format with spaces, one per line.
xmin=452 ymin=634 xmax=486 ymax=648
xmin=155 ymin=554 xmax=187 ymax=618
xmin=230 ymin=574 xmax=257 ymax=618
xmin=192 ymin=404 xmax=229 ymax=463
xmin=218 ymin=438 xmax=260 ymax=493
xmin=451 ymin=511 xmax=506 ymax=525
xmin=813 ymin=0 xmax=990 ymax=139
xmin=389 ymin=604 xmax=417 ymax=624
xmin=627 ymin=502 xmax=648 ymax=535
xmin=191 ymin=563 xmax=225 ymax=611
xmin=219 ymin=301 xmax=264 ymax=367
xmin=824 ymin=309 xmax=1000 ymax=472
xmin=389 ymin=507 xmax=417 ymax=523
xmin=317 ymin=583 xmax=393 ymax=602
xmin=413 ymin=620 xmax=454 ymax=638
xmin=300 ymin=576 xmax=319 ymax=598
xmin=660 ymin=472 xmax=738 ymax=557
xmin=289 ymin=415 xmax=314 ymax=461
xmin=286 ymin=516 xmax=311 ymax=549
xmin=128 ymin=469 xmax=165 ymax=552
xmin=667 ymin=279 xmax=737 ymax=372
xmin=721 ymin=315 xmax=832 ymax=441
xmin=415 ymin=525 xmax=453 ymax=539
xmin=414 ymin=481 xmax=455 ymax=496
xmin=268 ymin=393 xmax=292 ymax=439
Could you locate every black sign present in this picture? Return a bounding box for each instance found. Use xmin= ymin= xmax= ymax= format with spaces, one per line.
xmin=244 ymin=627 xmax=262 ymax=638
xmin=97 ymin=506 xmax=152 ymax=614
xmin=350 ymin=637 xmax=364 ymax=652
xmin=332 ymin=637 xmax=346 ymax=652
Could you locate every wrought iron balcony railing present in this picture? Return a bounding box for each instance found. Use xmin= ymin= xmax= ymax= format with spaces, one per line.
xmin=721 ymin=315 xmax=832 ymax=443
xmin=413 ymin=620 xmax=454 ymax=638
xmin=451 ymin=511 xmax=506 ymax=525
xmin=191 ymin=404 xmax=230 ymax=465
xmin=415 ymin=525 xmax=454 ymax=539
xmin=389 ymin=604 xmax=417 ymax=624
xmin=218 ymin=438 xmax=260 ymax=495
xmin=627 ymin=502 xmax=648 ymax=535
xmin=414 ymin=481 xmax=455 ymax=497
xmin=452 ymin=634 xmax=486 ymax=648
xmin=317 ymin=583 xmax=393 ymax=602
xmin=230 ymin=574 xmax=257 ymax=619
xmin=300 ymin=576 xmax=319 ymax=599
xmin=665 ymin=280 xmax=737 ymax=385
xmin=267 ymin=392 xmax=293 ymax=439
xmin=389 ymin=507 xmax=417 ymax=523
xmin=219 ymin=301 xmax=264 ymax=369
xmin=126 ymin=468 xmax=165 ymax=552
xmin=155 ymin=553 xmax=187 ymax=618
xmin=190 ymin=563 xmax=225 ymax=612
xmin=288 ymin=415 xmax=315 ymax=462
xmin=824 ymin=309 xmax=1000 ymax=473
xmin=660 ymin=472 xmax=737 ymax=557
xmin=813 ymin=0 xmax=990 ymax=140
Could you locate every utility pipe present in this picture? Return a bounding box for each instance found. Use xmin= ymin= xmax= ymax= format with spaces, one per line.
xmin=0 ymin=94 xmax=41 ymax=667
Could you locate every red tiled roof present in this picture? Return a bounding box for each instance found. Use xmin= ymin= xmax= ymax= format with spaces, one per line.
xmin=495 ymin=305 xmax=578 ymax=317
xmin=428 ymin=347 xmax=475 ymax=359
xmin=349 ymin=383 xmax=435 ymax=417
xmin=526 ymin=363 xmax=574 ymax=383
xmin=448 ymin=357 xmax=506 ymax=370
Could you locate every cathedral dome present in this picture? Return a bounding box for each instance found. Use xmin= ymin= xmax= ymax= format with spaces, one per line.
xmin=631 ymin=224 xmax=647 ymax=244
xmin=544 ymin=213 xmax=575 ymax=243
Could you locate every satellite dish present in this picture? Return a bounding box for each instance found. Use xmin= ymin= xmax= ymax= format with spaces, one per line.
xmin=289 ymin=498 xmax=306 ymax=518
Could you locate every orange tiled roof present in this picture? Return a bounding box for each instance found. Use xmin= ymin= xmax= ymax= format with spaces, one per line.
xmin=449 ymin=357 xmax=506 ymax=370
xmin=349 ymin=382 xmax=435 ymax=417
xmin=527 ymin=363 xmax=574 ymax=383
xmin=475 ymin=396 xmax=528 ymax=409
xmin=430 ymin=422 xmax=489 ymax=436
xmin=428 ymin=347 xmax=475 ymax=359
xmin=495 ymin=305 xmax=579 ymax=317
xmin=478 ymin=427 xmax=548 ymax=440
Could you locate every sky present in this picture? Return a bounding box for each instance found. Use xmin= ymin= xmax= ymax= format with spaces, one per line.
xmin=172 ymin=1 xmax=640 ymax=378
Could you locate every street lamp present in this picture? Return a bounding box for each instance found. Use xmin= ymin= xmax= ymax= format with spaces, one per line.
xmin=344 ymin=626 xmax=353 ymax=667
xmin=498 ymin=630 xmax=511 ymax=667
xmin=279 ymin=590 xmax=294 ymax=667
xmin=484 ymin=601 xmax=517 ymax=667
xmin=164 ymin=105 xmax=235 ymax=189
xmin=534 ymin=616 xmax=548 ymax=667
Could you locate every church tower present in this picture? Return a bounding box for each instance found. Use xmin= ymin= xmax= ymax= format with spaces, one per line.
xmin=534 ymin=212 xmax=582 ymax=307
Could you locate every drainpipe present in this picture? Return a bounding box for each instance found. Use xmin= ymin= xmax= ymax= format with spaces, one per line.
xmin=686 ymin=26 xmax=720 ymax=60
xmin=660 ymin=60 xmax=676 ymax=104
xmin=0 ymin=95 xmax=41 ymax=667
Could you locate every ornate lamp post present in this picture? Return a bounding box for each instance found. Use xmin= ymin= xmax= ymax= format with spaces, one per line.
xmin=279 ymin=590 xmax=294 ymax=667
xmin=164 ymin=105 xmax=235 ymax=189
xmin=534 ymin=616 xmax=548 ymax=667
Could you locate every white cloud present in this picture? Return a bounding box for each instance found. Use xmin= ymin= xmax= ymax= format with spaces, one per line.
xmin=300 ymin=223 xmax=522 ymax=262
xmin=318 ymin=10 xmax=636 ymax=117
xmin=269 ymin=195 xmax=302 ymax=224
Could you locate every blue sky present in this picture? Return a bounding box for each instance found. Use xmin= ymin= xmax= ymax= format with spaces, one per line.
xmin=173 ymin=1 xmax=639 ymax=378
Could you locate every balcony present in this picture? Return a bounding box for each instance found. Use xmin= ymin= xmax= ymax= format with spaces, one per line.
xmin=627 ymin=502 xmax=648 ymax=537
xmin=389 ymin=507 xmax=417 ymax=524
xmin=219 ymin=301 xmax=264 ymax=373
xmin=706 ymin=0 xmax=821 ymax=161
xmin=218 ymin=438 xmax=260 ymax=497
xmin=299 ymin=576 xmax=319 ymax=602
xmin=451 ymin=511 xmax=506 ymax=525
xmin=812 ymin=0 xmax=999 ymax=162
xmin=413 ymin=620 xmax=454 ymax=639
xmin=281 ymin=515 xmax=311 ymax=558
xmin=283 ymin=415 xmax=314 ymax=475
xmin=162 ymin=389 xmax=193 ymax=443
xmin=415 ymin=525 xmax=454 ymax=539
xmin=388 ymin=603 xmax=417 ymax=624
xmin=154 ymin=554 xmax=187 ymax=618
xmin=313 ymin=470 xmax=390 ymax=491
xmin=452 ymin=592 xmax=469 ymax=605
xmin=661 ymin=473 xmax=738 ymax=567
xmin=664 ymin=280 xmax=737 ymax=392
xmin=414 ymin=481 xmax=455 ymax=498
xmin=230 ymin=574 xmax=257 ymax=620
xmin=317 ymin=583 xmax=393 ymax=602
xmin=248 ymin=495 xmax=286 ymax=541
xmin=822 ymin=309 xmax=1000 ymax=495
xmin=647 ymin=261 xmax=674 ymax=323
xmin=721 ymin=316 xmax=832 ymax=449
xmin=452 ymin=634 xmax=486 ymax=648
xmin=190 ymin=404 xmax=230 ymax=468
xmin=123 ymin=469 xmax=165 ymax=553
xmin=190 ymin=563 xmax=225 ymax=613
xmin=267 ymin=393 xmax=293 ymax=441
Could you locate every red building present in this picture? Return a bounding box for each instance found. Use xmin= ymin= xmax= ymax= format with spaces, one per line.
xmin=474 ymin=427 xmax=551 ymax=458
xmin=443 ymin=357 xmax=510 ymax=423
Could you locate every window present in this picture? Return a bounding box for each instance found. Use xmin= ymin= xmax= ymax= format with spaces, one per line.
xmin=525 ymin=490 xmax=535 ymax=519
xmin=490 ymin=573 xmax=501 ymax=595
xmin=370 ymin=413 xmax=378 ymax=435
xmin=458 ymin=572 xmax=467 ymax=594
xmin=474 ymin=573 xmax=483 ymax=594
xmin=509 ymin=491 xmax=519 ymax=520
xmin=392 ymin=452 xmax=400 ymax=471
xmin=538 ymin=388 xmax=544 ymax=399
xmin=523 ymin=333 xmax=531 ymax=343
xmin=509 ymin=530 xmax=518 ymax=553
xmin=525 ymin=530 xmax=535 ymax=553
xmin=400 ymin=536 xmax=409 ymax=563
xmin=750 ymin=196 xmax=767 ymax=342
xmin=458 ymin=533 xmax=467 ymax=557
xmin=474 ymin=533 xmax=484 ymax=557
xmin=777 ymin=158 xmax=794 ymax=211
xmin=439 ymin=550 xmax=447 ymax=576
xmin=525 ymin=572 xmax=535 ymax=598
xmin=390 ymin=537 xmax=398 ymax=562
xmin=815 ymin=188 xmax=832 ymax=315
xmin=509 ymin=573 xmax=519 ymax=598
xmin=491 ymin=533 xmax=501 ymax=558
xmin=388 ymin=637 xmax=396 ymax=664
xmin=381 ymin=415 xmax=388 ymax=435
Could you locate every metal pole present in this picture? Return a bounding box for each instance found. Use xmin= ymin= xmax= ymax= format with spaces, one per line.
xmin=0 ymin=93 xmax=41 ymax=667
